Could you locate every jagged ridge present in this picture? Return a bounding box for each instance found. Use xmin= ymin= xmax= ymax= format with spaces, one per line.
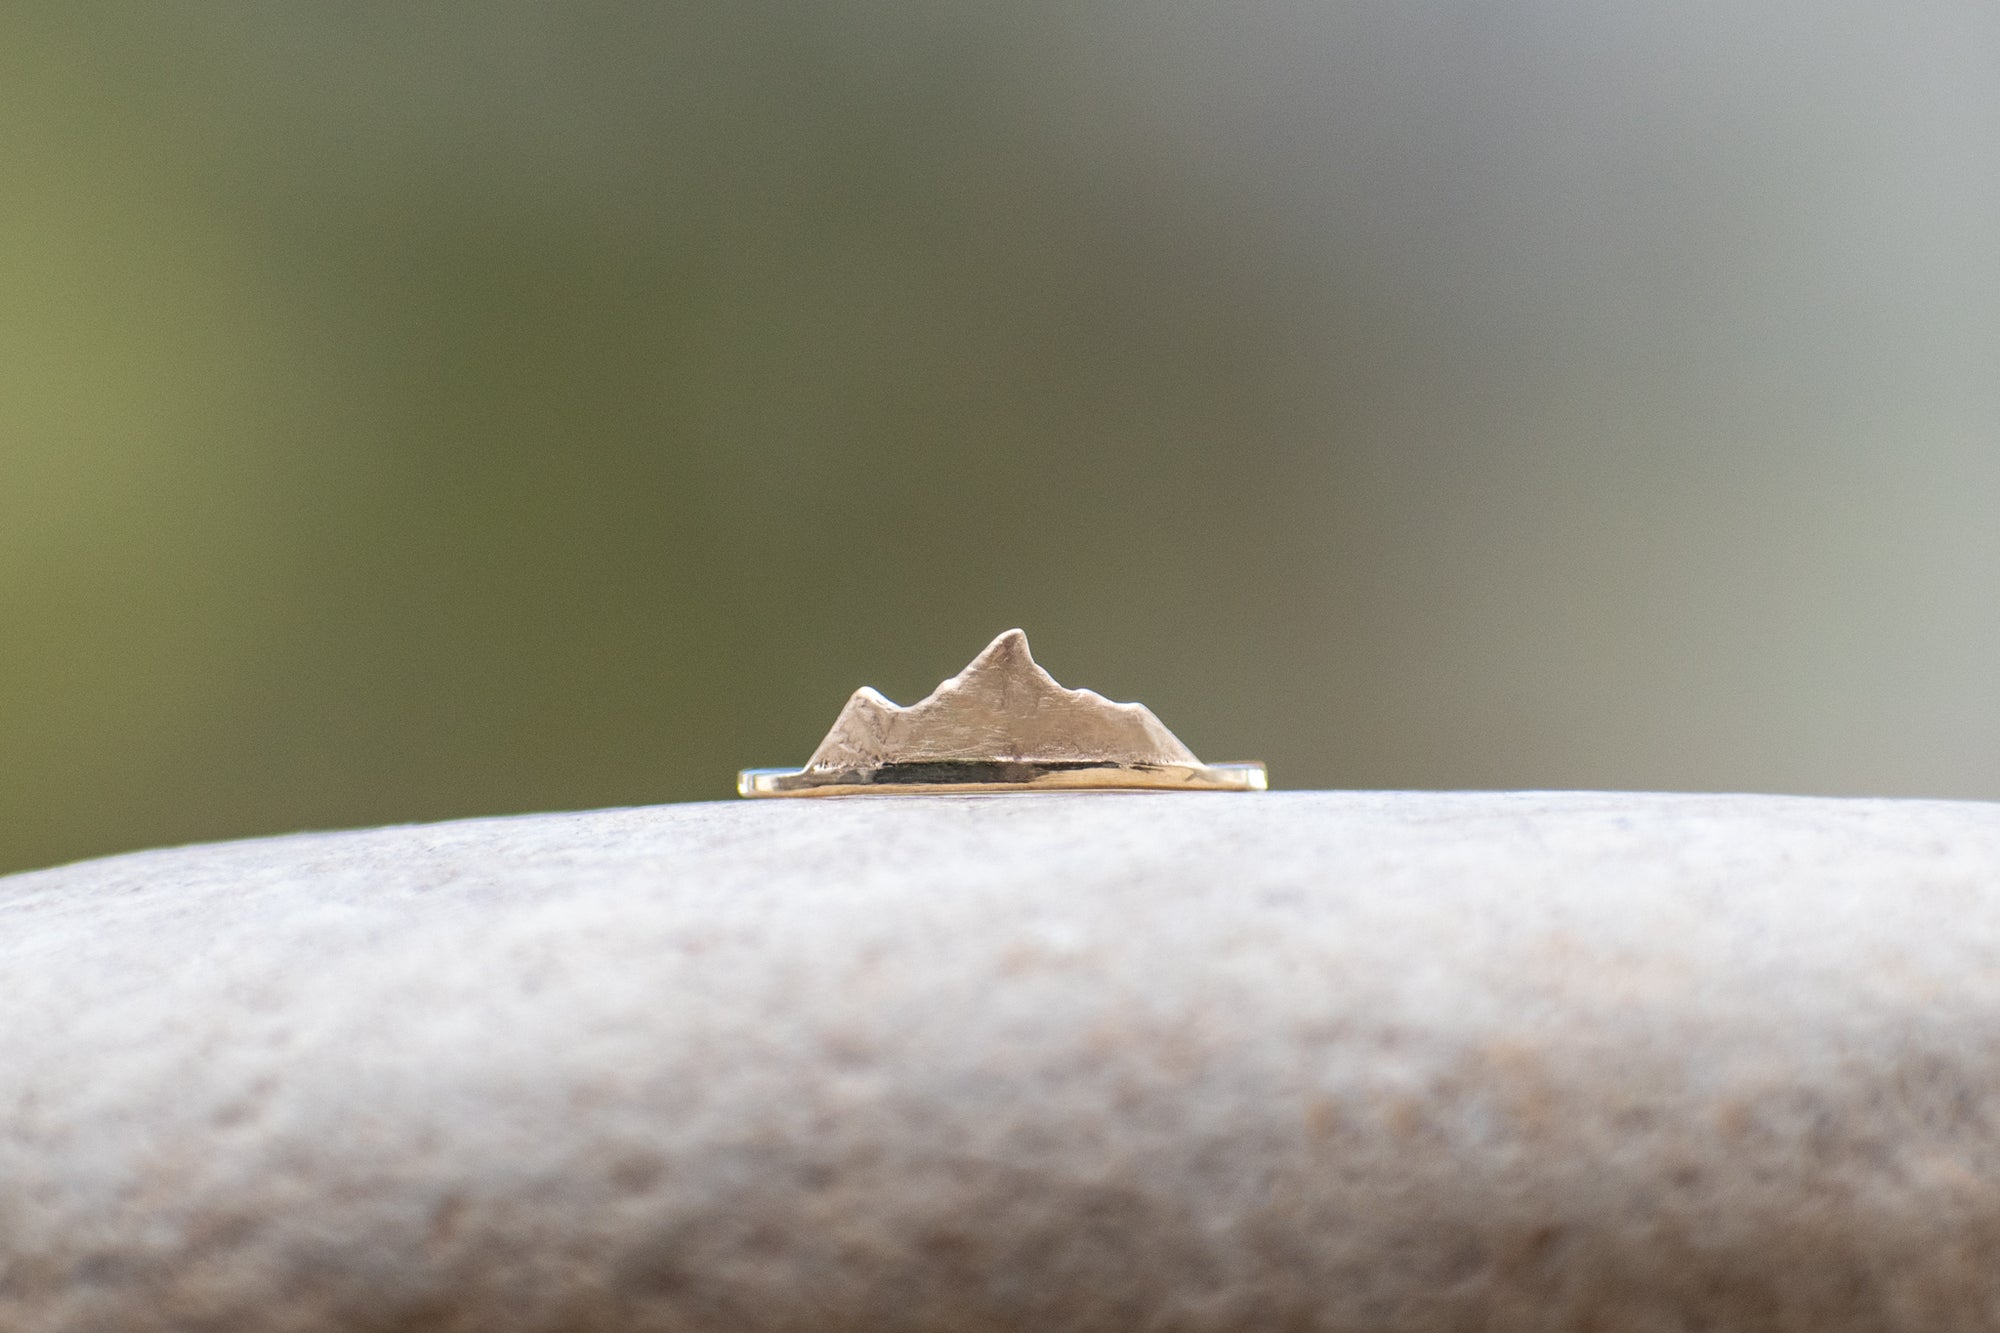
xmin=804 ymin=630 xmax=1201 ymax=772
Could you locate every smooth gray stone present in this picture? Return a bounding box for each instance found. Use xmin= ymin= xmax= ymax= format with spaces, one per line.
xmin=3 ymin=791 xmax=2000 ymax=1332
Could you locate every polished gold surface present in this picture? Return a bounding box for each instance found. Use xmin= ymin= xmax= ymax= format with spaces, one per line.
xmin=739 ymin=630 xmax=1267 ymax=796
xmin=738 ymin=761 xmax=1268 ymax=797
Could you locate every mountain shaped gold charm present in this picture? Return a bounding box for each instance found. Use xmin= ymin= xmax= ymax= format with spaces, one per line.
xmin=739 ymin=630 xmax=1266 ymax=796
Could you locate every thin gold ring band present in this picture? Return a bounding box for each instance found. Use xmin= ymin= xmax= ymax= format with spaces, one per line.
xmin=739 ymin=760 xmax=1267 ymax=798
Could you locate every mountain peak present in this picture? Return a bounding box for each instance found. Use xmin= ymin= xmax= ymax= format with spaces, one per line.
xmin=803 ymin=630 xmax=1200 ymax=774
xmin=971 ymin=627 xmax=1033 ymax=666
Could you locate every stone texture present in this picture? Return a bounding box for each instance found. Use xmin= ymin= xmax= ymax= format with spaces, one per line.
xmin=3 ymin=791 xmax=2000 ymax=1331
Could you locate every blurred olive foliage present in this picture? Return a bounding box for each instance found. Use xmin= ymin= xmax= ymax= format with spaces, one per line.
xmin=4 ymin=4 xmax=1999 ymax=874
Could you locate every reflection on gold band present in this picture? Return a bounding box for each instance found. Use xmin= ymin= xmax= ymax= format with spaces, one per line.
xmin=738 ymin=761 xmax=1267 ymax=798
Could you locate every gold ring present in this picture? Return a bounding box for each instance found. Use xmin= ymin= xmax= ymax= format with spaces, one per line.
xmin=739 ymin=630 xmax=1267 ymax=797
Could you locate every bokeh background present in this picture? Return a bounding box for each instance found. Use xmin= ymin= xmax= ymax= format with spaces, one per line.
xmin=5 ymin=3 xmax=1998 ymax=876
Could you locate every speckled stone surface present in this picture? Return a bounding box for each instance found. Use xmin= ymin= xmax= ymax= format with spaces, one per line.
xmin=4 ymin=792 xmax=2000 ymax=1331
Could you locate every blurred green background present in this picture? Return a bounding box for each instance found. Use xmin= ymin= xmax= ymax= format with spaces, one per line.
xmin=5 ymin=4 xmax=1998 ymax=875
